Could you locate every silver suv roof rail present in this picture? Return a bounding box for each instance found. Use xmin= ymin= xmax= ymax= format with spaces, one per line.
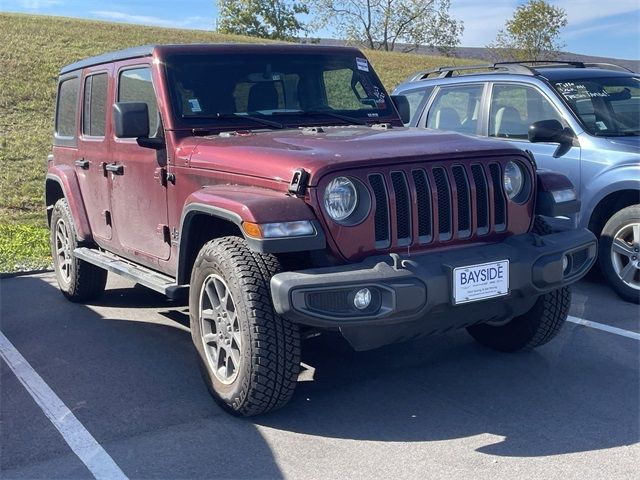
xmin=407 ymin=60 xmax=633 ymax=82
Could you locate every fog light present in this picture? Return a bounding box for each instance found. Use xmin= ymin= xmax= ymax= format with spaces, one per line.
xmin=562 ymin=255 xmax=570 ymax=274
xmin=353 ymin=288 xmax=372 ymax=310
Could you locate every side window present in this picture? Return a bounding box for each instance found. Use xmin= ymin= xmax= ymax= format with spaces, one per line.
xmin=426 ymin=84 xmax=483 ymax=134
xmin=323 ymin=69 xmax=373 ymax=110
xmin=118 ymin=67 xmax=159 ymax=137
xmin=403 ymin=89 xmax=431 ymax=125
xmin=55 ymin=77 xmax=80 ymax=138
xmin=489 ymin=84 xmax=563 ymax=140
xmin=83 ymin=73 xmax=108 ymax=137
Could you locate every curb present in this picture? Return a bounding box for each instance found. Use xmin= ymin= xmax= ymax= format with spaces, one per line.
xmin=0 ymin=268 xmax=53 ymax=279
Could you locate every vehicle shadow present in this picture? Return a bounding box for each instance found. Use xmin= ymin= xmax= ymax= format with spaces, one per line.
xmin=258 ymin=325 xmax=639 ymax=457
xmin=0 ymin=274 xmax=281 ymax=479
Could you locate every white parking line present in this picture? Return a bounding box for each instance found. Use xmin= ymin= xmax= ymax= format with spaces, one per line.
xmin=567 ymin=315 xmax=640 ymax=341
xmin=0 ymin=332 xmax=128 ymax=480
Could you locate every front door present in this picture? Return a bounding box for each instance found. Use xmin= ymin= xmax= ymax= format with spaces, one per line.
xmin=109 ymin=64 xmax=170 ymax=261
xmin=487 ymin=83 xmax=582 ymax=197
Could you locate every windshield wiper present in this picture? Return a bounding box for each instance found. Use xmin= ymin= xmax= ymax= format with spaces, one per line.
xmin=273 ymin=110 xmax=370 ymax=126
xmin=182 ymin=112 xmax=285 ymax=129
xmin=593 ymin=130 xmax=640 ymax=137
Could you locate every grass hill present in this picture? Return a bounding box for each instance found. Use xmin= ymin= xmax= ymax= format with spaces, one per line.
xmin=0 ymin=12 xmax=474 ymax=272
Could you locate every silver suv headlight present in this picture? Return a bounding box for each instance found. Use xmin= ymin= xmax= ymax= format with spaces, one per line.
xmin=324 ymin=176 xmax=358 ymax=221
xmin=503 ymin=161 xmax=525 ymax=201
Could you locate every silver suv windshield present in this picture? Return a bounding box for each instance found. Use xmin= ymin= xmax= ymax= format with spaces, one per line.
xmin=163 ymin=52 xmax=394 ymax=129
xmin=553 ymin=76 xmax=640 ymax=137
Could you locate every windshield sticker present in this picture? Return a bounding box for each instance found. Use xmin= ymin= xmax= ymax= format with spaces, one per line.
xmin=555 ymin=82 xmax=609 ymax=101
xmin=188 ymin=98 xmax=202 ymax=113
xmin=356 ymin=57 xmax=369 ymax=72
xmin=595 ymin=121 xmax=607 ymax=130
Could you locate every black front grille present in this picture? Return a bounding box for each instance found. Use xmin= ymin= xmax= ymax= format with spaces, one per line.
xmin=452 ymin=166 xmax=471 ymax=238
xmin=369 ymin=174 xmax=390 ymax=248
xmin=471 ymin=164 xmax=489 ymax=235
xmin=391 ymin=172 xmax=411 ymax=245
xmin=489 ymin=163 xmax=506 ymax=231
xmin=412 ymin=169 xmax=432 ymax=242
xmin=368 ymin=162 xmax=509 ymax=249
xmin=433 ymin=167 xmax=452 ymax=241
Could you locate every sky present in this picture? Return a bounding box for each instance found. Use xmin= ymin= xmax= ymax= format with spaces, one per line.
xmin=3 ymin=0 xmax=639 ymax=60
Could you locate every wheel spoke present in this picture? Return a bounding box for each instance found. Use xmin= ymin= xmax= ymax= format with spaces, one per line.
xmin=620 ymin=261 xmax=636 ymax=282
xmin=612 ymin=238 xmax=633 ymax=257
xmin=213 ymin=278 xmax=226 ymax=305
xmin=201 ymin=308 xmax=216 ymax=322
xmin=227 ymin=346 xmax=240 ymax=373
xmin=202 ymin=332 xmax=217 ymax=345
xmin=205 ymin=282 xmax=219 ymax=308
xmin=633 ymin=224 xmax=640 ymax=245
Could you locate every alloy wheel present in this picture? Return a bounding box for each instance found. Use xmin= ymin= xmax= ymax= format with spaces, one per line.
xmin=198 ymin=274 xmax=242 ymax=384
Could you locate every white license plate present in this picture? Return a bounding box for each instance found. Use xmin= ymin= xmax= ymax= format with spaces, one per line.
xmin=453 ymin=260 xmax=509 ymax=305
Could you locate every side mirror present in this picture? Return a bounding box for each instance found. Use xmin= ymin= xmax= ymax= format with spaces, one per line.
xmin=113 ymin=102 xmax=149 ymax=138
xmin=528 ymin=119 xmax=573 ymax=145
xmin=529 ymin=119 xmax=575 ymax=158
xmin=391 ymin=95 xmax=411 ymax=125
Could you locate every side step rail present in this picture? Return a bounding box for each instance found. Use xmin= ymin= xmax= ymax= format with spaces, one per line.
xmin=74 ymin=247 xmax=188 ymax=300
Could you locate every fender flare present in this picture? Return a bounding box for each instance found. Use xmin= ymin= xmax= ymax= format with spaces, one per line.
xmin=177 ymin=186 xmax=325 ymax=284
xmin=46 ymin=167 xmax=92 ymax=241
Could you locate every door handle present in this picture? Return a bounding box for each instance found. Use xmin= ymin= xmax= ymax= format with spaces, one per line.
xmin=105 ymin=163 xmax=124 ymax=175
xmin=74 ymin=159 xmax=89 ymax=169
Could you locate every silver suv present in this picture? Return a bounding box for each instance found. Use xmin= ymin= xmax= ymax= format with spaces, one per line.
xmin=393 ymin=62 xmax=640 ymax=303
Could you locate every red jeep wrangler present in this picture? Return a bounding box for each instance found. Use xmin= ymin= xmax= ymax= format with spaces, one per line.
xmin=46 ymin=44 xmax=596 ymax=416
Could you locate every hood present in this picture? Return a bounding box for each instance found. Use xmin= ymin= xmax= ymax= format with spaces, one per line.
xmin=184 ymin=126 xmax=524 ymax=186
xmin=604 ymin=136 xmax=640 ymax=152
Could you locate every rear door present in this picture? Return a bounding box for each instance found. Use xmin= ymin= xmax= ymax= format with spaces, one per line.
xmin=109 ymin=64 xmax=170 ymax=261
xmin=77 ymin=66 xmax=113 ymax=241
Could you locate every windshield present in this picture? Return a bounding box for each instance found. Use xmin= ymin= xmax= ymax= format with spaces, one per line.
xmin=553 ymin=76 xmax=640 ymax=136
xmin=163 ymin=52 xmax=395 ymax=129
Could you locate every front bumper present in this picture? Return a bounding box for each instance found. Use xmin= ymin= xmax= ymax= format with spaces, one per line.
xmin=271 ymin=228 xmax=597 ymax=350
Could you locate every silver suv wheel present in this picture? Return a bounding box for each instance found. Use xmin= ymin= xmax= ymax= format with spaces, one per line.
xmin=610 ymin=222 xmax=640 ymax=291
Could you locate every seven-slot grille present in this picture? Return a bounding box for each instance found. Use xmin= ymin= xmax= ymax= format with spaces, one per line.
xmin=368 ymin=163 xmax=506 ymax=249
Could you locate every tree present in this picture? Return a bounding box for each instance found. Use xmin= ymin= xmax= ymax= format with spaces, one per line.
xmin=488 ymin=0 xmax=567 ymax=61
xmin=311 ymin=0 xmax=463 ymax=54
xmin=216 ymin=0 xmax=309 ymax=41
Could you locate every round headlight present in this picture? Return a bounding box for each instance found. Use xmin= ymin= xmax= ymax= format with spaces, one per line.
xmin=324 ymin=177 xmax=358 ymax=221
xmin=503 ymin=161 xmax=525 ymax=201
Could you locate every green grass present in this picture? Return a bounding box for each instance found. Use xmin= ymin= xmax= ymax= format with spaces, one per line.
xmin=0 ymin=224 xmax=51 ymax=272
xmin=0 ymin=12 xmax=474 ymax=272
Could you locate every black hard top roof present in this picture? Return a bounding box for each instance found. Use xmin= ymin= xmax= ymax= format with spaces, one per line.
xmin=59 ymin=43 xmax=363 ymax=75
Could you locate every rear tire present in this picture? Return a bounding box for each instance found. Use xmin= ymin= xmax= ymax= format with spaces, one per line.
xmin=466 ymin=287 xmax=571 ymax=352
xmin=50 ymin=198 xmax=107 ymax=302
xmin=189 ymin=236 xmax=300 ymax=416
xmin=598 ymin=205 xmax=640 ymax=304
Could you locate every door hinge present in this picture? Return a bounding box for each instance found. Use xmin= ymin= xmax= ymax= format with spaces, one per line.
xmin=154 ymin=168 xmax=176 ymax=187
xmin=157 ymin=224 xmax=171 ymax=244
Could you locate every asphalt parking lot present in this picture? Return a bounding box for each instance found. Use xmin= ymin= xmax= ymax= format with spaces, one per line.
xmin=1 ymin=271 xmax=638 ymax=479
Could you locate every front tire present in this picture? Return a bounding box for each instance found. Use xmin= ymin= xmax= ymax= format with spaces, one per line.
xmin=50 ymin=198 xmax=107 ymax=302
xmin=598 ymin=205 xmax=640 ymax=304
xmin=189 ymin=236 xmax=300 ymax=416
xmin=466 ymin=287 xmax=571 ymax=352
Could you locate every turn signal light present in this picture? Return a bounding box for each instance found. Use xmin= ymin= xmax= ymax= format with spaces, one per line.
xmin=242 ymin=222 xmax=263 ymax=238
